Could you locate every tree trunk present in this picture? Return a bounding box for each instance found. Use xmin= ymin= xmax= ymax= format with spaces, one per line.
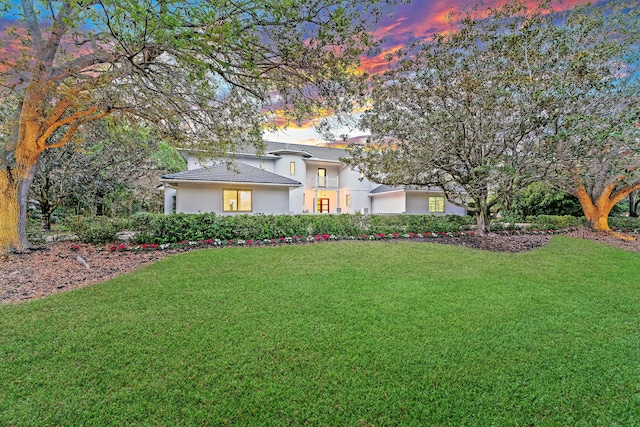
xmin=475 ymin=198 xmax=492 ymax=234
xmin=629 ymin=191 xmax=639 ymax=218
xmin=575 ymin=187 xmax=613 ymax=231
xmin=41 ymin=212 xmax=52 ymax=231
xmin=0 ymin=162 xmax=38 ymax=253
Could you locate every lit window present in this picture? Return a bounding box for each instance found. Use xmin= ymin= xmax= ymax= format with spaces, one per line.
xmin=318 ymin=168 xmax=326 ymax=187
xmin=223 ymin=189 xmax=252 ymax=212
xmin=346 ymin=194 xmax=352 ymax=206
xmin=429 ymin=196 xmax=445 ymax=213
xmin=290 ymin=161 xmax=296 ymax=175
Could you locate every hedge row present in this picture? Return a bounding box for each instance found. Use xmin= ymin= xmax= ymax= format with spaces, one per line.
xmin=128 ymin=213 xmax=476 ymax=245
xmin=524 ymin=215 xmax=640 ymax=231
xmin=63 ymin=213 xmax=640 ymax=244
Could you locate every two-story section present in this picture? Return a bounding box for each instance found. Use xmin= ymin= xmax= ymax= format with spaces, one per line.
xmin=160 ymin=141 xmax=466 ymax=216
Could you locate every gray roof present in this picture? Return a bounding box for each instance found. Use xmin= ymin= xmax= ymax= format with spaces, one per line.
xmin=254 ymin=141 xmax=348 ymax=162
xmin=370 ymin=185 xmax=404 ymax=194
xmin=180 ymin=141 xmax=350 ymax=162
xmin=370 ymin=184 xmax=442 ymax=195
xmin=162 ymin=162 xmax=301 ymax=186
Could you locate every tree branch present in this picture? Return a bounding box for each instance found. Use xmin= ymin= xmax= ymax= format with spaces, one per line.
xmin=44 ymin=110 xmax=111 ymax=150
xmin=20 ymin=0 xmax=44 ymax=51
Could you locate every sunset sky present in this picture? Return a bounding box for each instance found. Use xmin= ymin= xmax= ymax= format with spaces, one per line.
xmin=266 ymin=0 xmax=459 ymax=145
xmin=1 ymin=0 xmax=587 ymax=146
xmin=265 ymin=0 xmax=587 ymax=146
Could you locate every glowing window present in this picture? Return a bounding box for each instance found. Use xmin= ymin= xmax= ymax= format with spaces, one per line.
xmin=290 ymin=161 xmax=296 ymax=175
xmin=346 ymin=194 xmax=352 ymax=206
xmin=429 ymin=196 xmax=445 ymax=213
xmin=223 ymin=189 xmax=252 ymax=212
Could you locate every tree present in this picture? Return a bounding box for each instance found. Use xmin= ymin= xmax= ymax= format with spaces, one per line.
xmin=346 ymin=2 xmax=553 ymax=233
xmin=0 ymin=0 xmax=394 ymax=252
xmin=540 ymin=1 xmax=640 ymax=231
xmin=30 ymin=120 xmax=180 ymax=229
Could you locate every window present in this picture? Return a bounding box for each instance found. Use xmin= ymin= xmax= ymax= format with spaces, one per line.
xmin=223 ymin=189 xmax=252 ymax=212
xmin=318 ymin=168 xmax=326 ymax=187
xmin=429 ymin=196 xmax=445 ymax=213
xmin=290 ymin=161 xmax=296 ymax=175
xmin=346 ymin=194 xmax=352 ymax=206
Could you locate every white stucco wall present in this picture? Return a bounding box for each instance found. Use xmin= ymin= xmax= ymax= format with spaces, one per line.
xmin=175 ymin=183 xmax=290 ymax=215
xmin=405 ymin=192 xmax=429 ymax=214
xmin=163 ymin=187 xmax=177 ymax=214
xmin=338 ymin=190 xmax=370 ymax=214
xmin=444 ymin=200 xmax=467 ymax=216
xmin=338 ymin=167 xmax=372 ymax=214
xmin=251 ymin=187 xmax=290 ymax=214
xmin=273 ymin=154 xmax=306 ymax=184
xmin=305 ymin=162 xmax=340 ymax=189
xmin=289 ymin=187 xmax=304 ymax=214
xmin=233 ymin=156 xmax=275 ymax=172
xmin=186 ymin=155 xmax=214 ymax=170
xmin=371 ymin=191 xmax=405 ymax=214
xmin=182 ymin=152 xmax=277 ymax=172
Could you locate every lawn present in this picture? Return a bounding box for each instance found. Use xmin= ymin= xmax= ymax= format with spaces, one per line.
xmin=1 ymin=237 xmax=639 ymax=426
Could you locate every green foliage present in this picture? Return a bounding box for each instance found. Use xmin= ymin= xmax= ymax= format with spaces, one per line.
xmin=502 ymin=182 xmax=583 ymax=222
xmin=609 ymin=217 xmax=640 ymax=232
xmin=152 ymin=142 xmax=186 ymax=172
xmin=1 ymin=239 xmax=640 ymax=424
xmin=129 ymin=213 xmax=475 ymax=244
xmin=25 ymin=218 xmax=44 ymax=244
xmin=64 ymin=216 xmax=132 ymax=244
xmin=526 ymin=215 xmax=584 ymax=231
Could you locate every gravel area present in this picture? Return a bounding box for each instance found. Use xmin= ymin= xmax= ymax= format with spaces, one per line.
xmin=1 ymin=227 xmax=638 ymax=304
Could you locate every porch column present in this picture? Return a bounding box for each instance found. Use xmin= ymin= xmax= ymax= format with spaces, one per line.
xmin=314 ymin=189 xmax=318 ymax=213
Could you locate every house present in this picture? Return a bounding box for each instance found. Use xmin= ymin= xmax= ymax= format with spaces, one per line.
xmin=160 ymin=141 xmax=466 ymax=216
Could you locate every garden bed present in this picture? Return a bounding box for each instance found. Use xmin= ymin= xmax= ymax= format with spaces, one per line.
xmin=1 ymin=227 xmax=637 ymax=304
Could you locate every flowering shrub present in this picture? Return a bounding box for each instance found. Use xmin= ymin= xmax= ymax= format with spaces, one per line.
xmin=70 ymin=218 xmax=564 ymax=254
xmin=109 ymin=243 xmax=127 ymax=252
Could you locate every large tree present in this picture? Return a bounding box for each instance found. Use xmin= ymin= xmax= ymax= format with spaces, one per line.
xmin=0 ymin=0 xmax=394 ymax=252
xmin=348 ymin=0 xmax=640 ymax=234
xmin=539 ymin=1 xmax=640 ymax=231
xmin=346 ymin=1 xmax=554 ymax=233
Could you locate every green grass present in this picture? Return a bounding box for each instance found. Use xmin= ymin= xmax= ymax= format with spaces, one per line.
xmin=1 ymin=237 xmax=639 ymax=426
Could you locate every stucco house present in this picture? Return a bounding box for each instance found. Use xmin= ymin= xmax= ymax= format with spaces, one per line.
xmin=160 ymin=141 xmax=466 ymax=216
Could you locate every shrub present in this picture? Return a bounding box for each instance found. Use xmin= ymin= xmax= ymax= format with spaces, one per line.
xmin=526 ymin=215 xmax=584 ymax=230
xmin=63 ymin=215 xmax=130 ymax=244
xmin=26 ymin=218 xmax=45 ymax=244
xmin=502 ymin=183 xmax=583 ymax=222
xmin=129 ymin=213 xmax=475 ymax=244
xmin=609 ymin=217 xmax=640 ymax=232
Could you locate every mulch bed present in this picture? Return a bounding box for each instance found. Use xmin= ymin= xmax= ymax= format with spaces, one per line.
xmin=1 ymin=227 xmax=638 ymax=304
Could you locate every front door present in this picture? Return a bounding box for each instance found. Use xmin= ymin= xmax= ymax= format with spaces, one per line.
xmin=318 ymin=198 xmax=330 ymax=213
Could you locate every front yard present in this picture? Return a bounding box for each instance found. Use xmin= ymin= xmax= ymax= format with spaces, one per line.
xmin=1 ymin=237 xmax=639 ymax=425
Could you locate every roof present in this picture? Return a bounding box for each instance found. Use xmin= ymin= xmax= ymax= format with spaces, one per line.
xmin=179 ymin=140 xmax=350 ymax=163
xmin=161 ymin=162 xmax=302 ymax=186
xmin=370 ymin=185 xmax=404 ymax=194
xmin=369 ymin=184 xmax=442 ymax=195
xmin=260 ymin=141 xmax=348 ymax=162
